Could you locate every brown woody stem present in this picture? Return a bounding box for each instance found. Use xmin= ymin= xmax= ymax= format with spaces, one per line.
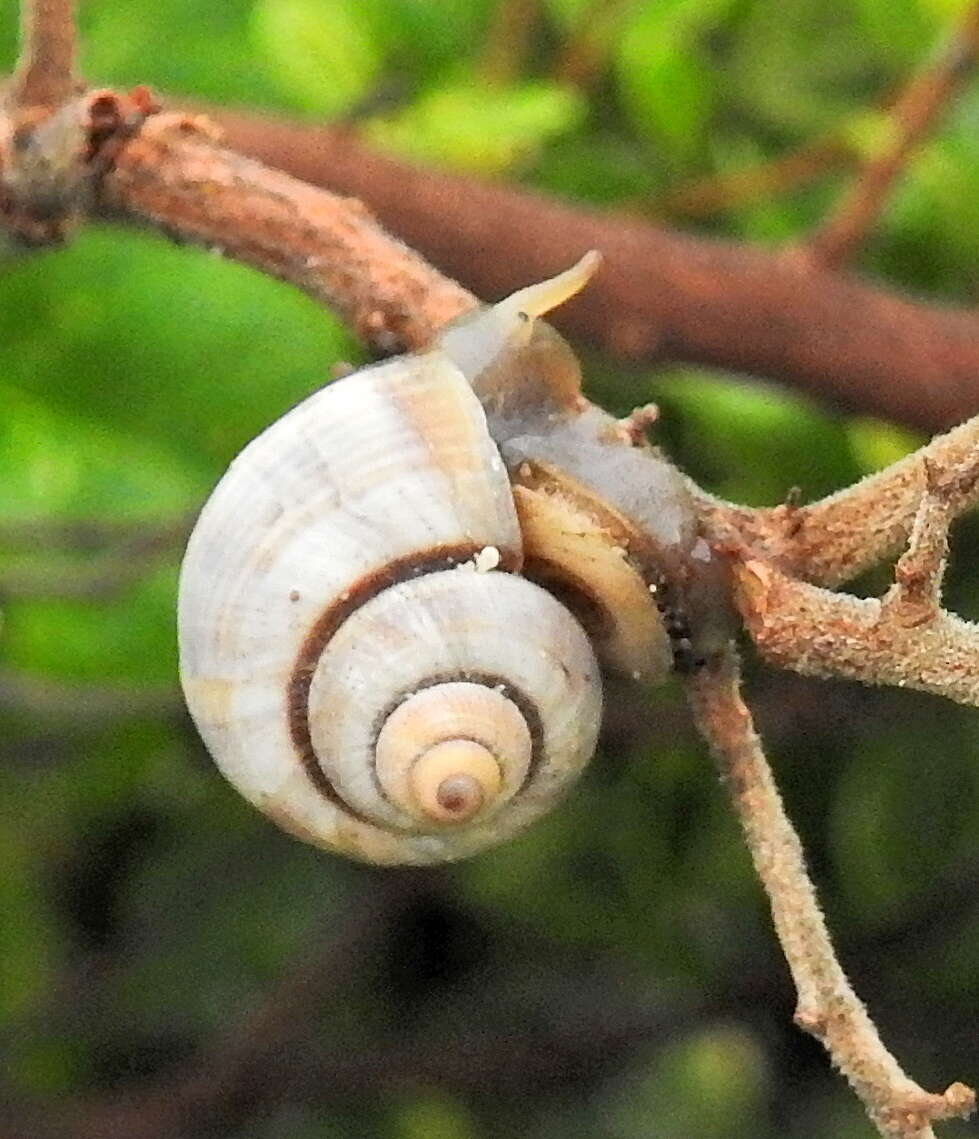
xmin=785 ymin=415 xmax=979 ymax=587
xmin=8 ymin=0 xmax=78 ymax=110
xmin=685 ymin=649 xmax=975 ymax=1139
xmin=806 ymin=2 xmax=979 ymax=269
xmin=98 ymin=112 xmax=475 ymax=355
xmin=207 ymin=104 xmax=979 ymax=431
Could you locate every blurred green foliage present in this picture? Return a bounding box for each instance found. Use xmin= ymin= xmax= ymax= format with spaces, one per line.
xmin=2 ymin=1 xmax=979 ymax=1137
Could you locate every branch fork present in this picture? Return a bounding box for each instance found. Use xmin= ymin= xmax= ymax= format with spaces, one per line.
xmin=0 ymin=85 xmax=158 ymax=245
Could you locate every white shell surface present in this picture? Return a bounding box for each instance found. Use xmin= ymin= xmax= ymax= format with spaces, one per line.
xmin=178 ymin=355 xmax=522 ymax=864
xmin=306 ymin=569 xmax=602 ymax=859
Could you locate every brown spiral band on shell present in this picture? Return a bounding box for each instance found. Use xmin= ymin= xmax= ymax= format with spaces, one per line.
xmin=286 ymin=543 xmax=523 ymax=819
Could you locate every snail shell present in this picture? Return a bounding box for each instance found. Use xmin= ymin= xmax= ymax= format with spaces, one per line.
xmin=179 ymin=253 xmax=725 ymax=864
xmin=178 ymin=347 xmax=602 ymax=864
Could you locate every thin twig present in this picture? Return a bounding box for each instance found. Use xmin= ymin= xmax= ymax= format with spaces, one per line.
xmin=691 ymin=409 xmax=979 ymax=596
xmin=0 ymin=513 xmax=186 ymax=551
xmin=735 ymin=562 xmax=979 ymax=706
xmin=734 ymin=456 xmax=979 ymax=704
xmin=685 ymin=648 xmax=975 ymax=1139
xmin=784 ymin=414 xmax=979 ymax=587
xmin=654 ymin=137 xmax=853 ymax=220
xmin=99 ymin=112 xmax=475 ymax=356
xmin=1 ymin=86 xmax=157 ymax=245
xmin=552 ymin=0 xmax=629 ymax=89
xmin=3 ymin=82 xmax=979 ymax=426
xmin=0 ymin=558 xmax=167 ymax=602
xmin=0 ymin=670 xmax=181 ymax=724
xmin=0 ymin=515 xmax=189 ymax=600
xmin=478 ymin=0 xmax=540 ymax=86
xmin=805 ymin=2 xmax=979 ymax=269
xmin=0 ymin=4 xmax=974 ymax=1137
xmin=7 ymin=0 xmax=78 ymax=110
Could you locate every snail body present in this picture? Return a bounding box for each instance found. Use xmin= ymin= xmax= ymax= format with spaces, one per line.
xmin=178 ymin=254 xmax=730 ymax=864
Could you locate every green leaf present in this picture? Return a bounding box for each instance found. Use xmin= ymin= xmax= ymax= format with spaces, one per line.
xmin=0 ymin=388 xmax=198 ymax=521
xmin=369 ymin=0 xmax=495 ymax=72
xmin=615 ymin=0 xmax=735 ymax=160
xmin=3 ymin=572 xmax=180 ymax=684
xmin=0 ymin=229 xmax=353 ymax=475
xmin=851 ymin=0 xmax=934 ymax=64
xmin=540 ymin=0 xmax=595 ymax=31
xmin=83 ymin=0 xmax=280 ymax=107
xmin=367 ymin=81 xmax=585 ymax=174
xmin=252 ymin=0 xmax=383 ymax=115
xmin=728 ymin=0 xmax=891 ymax=135
xmin=845 ymin=417 xmax=922 ymax=475
xmin=653 ymin=370 xmax=858 ymax=506
xmin=921 ymin=0 xmax=975 ymax=17
xmin=840 ymin=109 xmax=898 ymax=160
xmin=533 ymin=131 xmax=660 ymax=202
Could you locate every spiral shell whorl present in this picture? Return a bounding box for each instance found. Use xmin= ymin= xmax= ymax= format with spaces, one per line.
xmin=305 ymin=568 xmax=601 ymax=859
xmin=374 ymin=682 xmax=530 ymax=825
xmin=178 ymin=348 xmax=603 ymax=864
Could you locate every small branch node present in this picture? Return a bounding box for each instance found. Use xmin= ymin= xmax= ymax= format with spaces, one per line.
xmin=732 ymin=558 xmax=781 ymax=629
xmin=763 ymin=416 xmax=979 ymax=589
xmin=1 ymin=86 xmax=159 ymax=246
xmin=612 ymin=403 xmax=660 ymax=446
xmin=882 ymin=458 xmax=957 ymax=624
xmin=934 ymin=1082 xmax=977 ymax=1121
xmin=769 ymin=485 xmax=805 ymax=540
xmin=793 ymin=1005 xmax=826 ymax=1036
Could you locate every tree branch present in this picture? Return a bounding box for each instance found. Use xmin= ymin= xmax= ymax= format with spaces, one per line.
xmin=7 ymin=0 xmax=78 ymax=111
xmin=782 ymin=413 xmax=979 ymax=588
xmin=4 ymin=77 xmax=979 ymax=429
xmin=552 ymin=0 xmax=628 ymax=88
xmin=805 ymin=2 xmax=979 ymax=270
xmin=655 ymin=136 xmax=854 ymax=220
xmin=0 ymin=513 xmax=185 ymax=551
xmin=97 ymin=112 xmax=474 ymax=355
xmin=735 ymin=564 xmax=979 ymax=705
xmin=478 ymin=0 xmax=540 ymax=85
xmin=0 ymin=10 xmax=977 ymax=1133
xmin=733 ymin=451 xmax=979 ymax=706
xmin=0 ymin=86 xmax=156 ymax=245
xmin=0 ymin=515 xmax=188 ymax=601
xmin=685 ymin=649 xmax=975 ymax=1139
xmin=204 ymin=104 xmax=979 ymax=432
xmin=0 ymin=670 xmax=181 ymax=725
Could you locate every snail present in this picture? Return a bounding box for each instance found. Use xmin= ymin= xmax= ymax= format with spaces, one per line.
xmin=178 ymin=253 xmax=732 ymax=864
